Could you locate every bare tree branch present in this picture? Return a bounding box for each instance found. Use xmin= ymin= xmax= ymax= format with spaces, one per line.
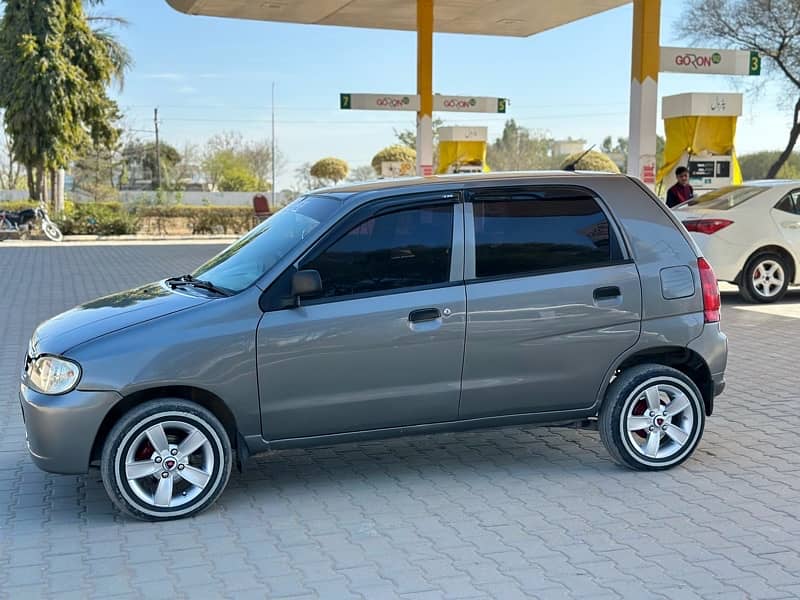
xmin=678 ymin=0 xmax=800 ymax=176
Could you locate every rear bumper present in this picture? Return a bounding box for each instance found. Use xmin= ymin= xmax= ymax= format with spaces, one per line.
xmin=688 ymin=322 xmax=728 ymax=415
xmin=19 ymin=383 xmax=121 ymax=474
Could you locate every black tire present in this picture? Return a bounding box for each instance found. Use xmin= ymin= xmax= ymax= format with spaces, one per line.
xmin=599 ymin=364 xmax=705 ymax=471
xmin=739 ymin=252 xmax=789 ymax=303
xmin=101 ymin=399 xmax=232 ymax=521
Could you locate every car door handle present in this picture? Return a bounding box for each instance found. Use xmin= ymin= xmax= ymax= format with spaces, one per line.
xmin=593 ymin=286 xmax=621 ymax=300
xmin=409 ymin=308 xmax=441 ymax=323
xmin=783 ymin=221 xmax=800 ymax=229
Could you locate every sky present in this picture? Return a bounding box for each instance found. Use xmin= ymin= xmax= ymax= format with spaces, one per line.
xmin=102 ymin=0 xmax=794 ymax=191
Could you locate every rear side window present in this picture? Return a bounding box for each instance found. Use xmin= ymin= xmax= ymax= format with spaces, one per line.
xmin=303 ymin=205 xmax=453 ymax=298
xmin=775 ymin=190 xmax=800 ymax=215
xmin=682 ymin=185 xmax=762 ymax=209
xmin=472 ymin=189 xmax=622 ymax=279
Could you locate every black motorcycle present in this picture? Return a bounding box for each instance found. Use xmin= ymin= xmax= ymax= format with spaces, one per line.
xmin=0 ymin=201 xmax=63 ymax=242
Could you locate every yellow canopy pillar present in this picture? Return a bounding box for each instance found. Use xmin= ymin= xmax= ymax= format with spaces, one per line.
xmin=436 ymin=126 xmax=490 ymax=174
xmin=658 ymin=93 xmax=744 ymax=191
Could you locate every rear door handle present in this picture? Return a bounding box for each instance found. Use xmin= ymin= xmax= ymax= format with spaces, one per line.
xmin=593 ymin=286 xmax=621 ymax=300
xmin=409 ymin=308 xmax=441 ymax=323
xmin=783 ymin=221 xmax=800 ymax=229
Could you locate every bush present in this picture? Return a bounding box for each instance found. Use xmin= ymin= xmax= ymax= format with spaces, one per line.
xmin=45 ymin=201 xmax=258 ymax=236
xmin=0 ymin=200 xmax=38 ymax=212
xmin=559 ymin=150 xmax=621 ymax=173
xmin=55 ymin=201 xmax=140 ymax=235
xmin=131 ymin=205 xmax=257 ymax=235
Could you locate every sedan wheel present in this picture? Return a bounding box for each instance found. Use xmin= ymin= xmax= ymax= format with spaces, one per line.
xmin=741 ymin=252 xmax=789 ymax=303
xmin=101 ymin=400 xmax=232 ymax=520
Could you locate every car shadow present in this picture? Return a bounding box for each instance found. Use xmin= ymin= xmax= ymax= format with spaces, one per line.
xmin=4 ymin=424 xmax=665 ymax=527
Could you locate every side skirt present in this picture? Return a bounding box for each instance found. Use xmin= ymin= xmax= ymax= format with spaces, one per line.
xmin=242 ymin=408 xmax=598 ymax=460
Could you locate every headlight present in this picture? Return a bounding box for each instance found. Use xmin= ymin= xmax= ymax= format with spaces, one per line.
xmin=28 ymin=356 xmax=81 ymax=395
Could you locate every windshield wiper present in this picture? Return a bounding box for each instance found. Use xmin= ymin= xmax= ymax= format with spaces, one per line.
xmin=166 ymin=274 xmax=232 ymax=297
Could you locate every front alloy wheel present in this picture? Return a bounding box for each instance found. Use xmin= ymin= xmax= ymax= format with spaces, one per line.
xmin=101 ymin=400 xmax=232 ymax=520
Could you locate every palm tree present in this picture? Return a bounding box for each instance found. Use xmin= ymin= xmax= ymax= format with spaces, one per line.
xmin=84 ymin=0 xmax=133 ymax=89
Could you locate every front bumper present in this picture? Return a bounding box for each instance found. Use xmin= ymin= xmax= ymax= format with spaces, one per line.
xmin=19 ymin=383 xmax=121 ymax=474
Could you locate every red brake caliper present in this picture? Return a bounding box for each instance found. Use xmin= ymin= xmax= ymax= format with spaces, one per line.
xmin=135 ymin=441 xmax=154 ymax=461
xmin=632 ymin=399 xmax=649 ymax=438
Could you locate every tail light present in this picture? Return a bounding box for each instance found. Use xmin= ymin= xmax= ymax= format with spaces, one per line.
xmin=683 ymin=219 xmax=733 ymax=235
xmin=698 ymin=258 xmax=720 ymax=323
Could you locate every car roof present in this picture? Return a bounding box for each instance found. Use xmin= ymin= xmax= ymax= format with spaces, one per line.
xmin=312 ymin=170 xmax=626 ymax=197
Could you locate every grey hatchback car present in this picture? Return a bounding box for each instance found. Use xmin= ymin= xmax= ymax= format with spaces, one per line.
xmin=21 ymin=172 xmax=727 ymax=520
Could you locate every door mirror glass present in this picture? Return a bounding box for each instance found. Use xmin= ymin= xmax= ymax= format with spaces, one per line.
xmin=292 ymin=270 xmax=323 ymax=298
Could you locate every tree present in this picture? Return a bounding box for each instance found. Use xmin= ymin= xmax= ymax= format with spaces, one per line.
xmin=600 ymin=134 xmax=665 ymax=171
xmin=739 ymin=151 xmax=800 ymax=180
xmin=559 ymin=150 xmax=621 ymax=173
xmin=0 ymin=116 xmax=24 ymax=190
xmin=371 ymin=145 xmax=416 ymax=176
xmin=203 ymin=149 xmax=258 ymax=192
xmin=679 ymin=0 xmax=800 ymax=178
xmin=0 ymin=0 xmax=125 ymax=201
xmin=310 ymin=157 xmax=349 ymax=185
xmin=486 ymin=120 xmax=556 ymax=171
xmin=122 ymin=141 xmax=182 ymax=189
xmin=348 ymin=165 xmax=376 ymax=182
xmin=241 ymin=139 xmax=284 ymax=190
xmin=294 ymin=162 xmax=327 ymax=192
xmin=84 ymin=0 xmax=132 ymax=89
xmin=394 ymin=117 xmax=445 ymax=149
xmin=203 ymin=131 xmax=281 ymax=191
xmin=72 ymin=139 xmax=123 ymax=201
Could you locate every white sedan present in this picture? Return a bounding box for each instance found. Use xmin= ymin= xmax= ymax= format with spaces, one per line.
xmin=673 ymin=181 xmax=800 ymax=303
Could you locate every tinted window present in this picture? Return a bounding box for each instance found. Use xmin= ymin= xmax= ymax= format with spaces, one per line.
xmin=303 ymin=205 xmax=453 ymax=298
xmin=473 ymin=190 xmax=618 ymax=278
xmin=775 ymin=190 xmax=800 ymax=215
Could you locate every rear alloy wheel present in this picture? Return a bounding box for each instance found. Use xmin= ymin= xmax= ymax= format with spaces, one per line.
xmin=599 ymin=364 xmax=705 ymax=470
xmin=740 ymin=252 xmax=788 ymax=303
xmin=101 ymin=400 xmax=232 ymax=520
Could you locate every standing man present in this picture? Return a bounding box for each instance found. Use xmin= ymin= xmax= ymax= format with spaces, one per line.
xmin=666 ymin=166 xmax=694 ymax=208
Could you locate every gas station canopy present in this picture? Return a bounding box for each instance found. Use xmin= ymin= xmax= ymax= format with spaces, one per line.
xmin=165 ymin=0 xmax=630 ymax=37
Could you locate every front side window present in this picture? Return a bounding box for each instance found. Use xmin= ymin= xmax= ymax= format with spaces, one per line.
xmin=303 ymin=204 xmax=453 ymax=299
xmin=472 ymin=189 xmax=620 ymax=279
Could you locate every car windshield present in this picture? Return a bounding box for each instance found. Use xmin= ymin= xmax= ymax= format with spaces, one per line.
xmin=678 ymin=185 xmax=762 ymax=210
xmin=191 ymin=195 xmax=342 ymax=293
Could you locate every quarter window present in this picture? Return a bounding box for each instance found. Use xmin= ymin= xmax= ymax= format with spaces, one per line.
xmin=775 ymin=190 xmax=800 ymax=215
xmin=303 ymin=205 xmax=453 ymax=299
xmin=472 ymin=189 xmax=621 ymax=278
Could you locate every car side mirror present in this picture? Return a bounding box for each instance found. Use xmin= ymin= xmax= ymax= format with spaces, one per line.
xmin=291 ymin=269 xmax=322 ymax=301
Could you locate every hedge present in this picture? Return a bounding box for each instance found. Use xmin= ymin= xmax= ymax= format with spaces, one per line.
xmin=0 ymin=201 xmax=38 ymax=212
xmin=2 ymin=200 xmax=262 ymax=236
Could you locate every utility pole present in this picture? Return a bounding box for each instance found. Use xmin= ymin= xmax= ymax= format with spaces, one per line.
xmin=154 ymin=107 xmax=161 ymax=190
xmin=271 ymin=82 xmax=276 ymax=207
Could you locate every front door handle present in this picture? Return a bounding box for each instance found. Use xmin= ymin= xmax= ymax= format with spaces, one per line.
xmin=409 ymin=308 xmax=441 ymax=323
xmin=593 ymin=286 xmax=621 ymax=300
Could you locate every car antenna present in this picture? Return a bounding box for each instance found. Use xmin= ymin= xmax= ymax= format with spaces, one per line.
xmin=563 ymin=144 xmax=596 ymax=172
